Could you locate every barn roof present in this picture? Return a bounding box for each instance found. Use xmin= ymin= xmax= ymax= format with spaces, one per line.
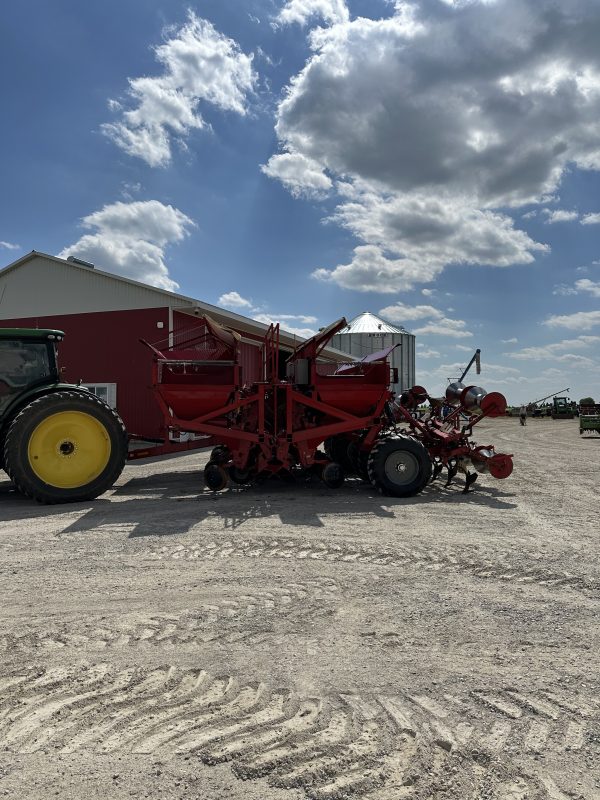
xmin=0 ymin=251 xmax=349 ymax=359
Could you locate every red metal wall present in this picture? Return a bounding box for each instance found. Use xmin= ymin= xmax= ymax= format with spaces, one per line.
xmin=3 ymin=308 xmax=169 ymax=439
xmin=239 ymin=341 xmax=262 ymax=384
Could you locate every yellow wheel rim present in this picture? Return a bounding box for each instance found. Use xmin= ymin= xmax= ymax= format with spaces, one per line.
xmin=28 ymin=411 xmax=111 ymax=489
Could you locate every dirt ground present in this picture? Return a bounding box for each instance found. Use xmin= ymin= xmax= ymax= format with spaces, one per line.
xmin=0 ymin=417 xmax=599 ymax=800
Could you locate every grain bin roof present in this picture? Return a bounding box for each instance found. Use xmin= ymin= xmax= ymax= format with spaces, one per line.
xmin=339 ymin=312 xmax=409 ymax=335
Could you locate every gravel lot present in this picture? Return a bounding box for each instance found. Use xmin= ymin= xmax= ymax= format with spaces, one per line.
xmin=1 ymin=417 xmax=599 ymax=800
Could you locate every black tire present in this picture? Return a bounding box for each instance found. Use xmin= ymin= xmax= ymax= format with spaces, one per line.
xmin=228 ymin=465 xmax=250 ymax=484
xmin=3 ymin=390 xmax=127 ymax=504
xmin=324 ymin=436 xmax=355 ymax=473
xmin=204 ymin=462 xmax=228 ymax=491
xmin=322 ymin=462 xmax=345 ymax=489
xmin=210 ymin=445 xmax=230 ymax=465
xmin=367 ymin=435 xmax=432 ymax=497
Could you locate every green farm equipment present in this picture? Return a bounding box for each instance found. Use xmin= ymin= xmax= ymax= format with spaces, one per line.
xmin=551 ymin=395 xmax=577 ymax=420
xmin=579 ymin=400 xmax=600 ymax=436
xmin=0 ymin=329 xmax=127 ymax=503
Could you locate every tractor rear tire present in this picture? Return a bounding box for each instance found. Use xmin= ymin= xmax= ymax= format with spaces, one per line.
xmin=3 ymin=390 xmax=127 ymax=504
xmin=367 ymin=435 xmax=432 ymax=497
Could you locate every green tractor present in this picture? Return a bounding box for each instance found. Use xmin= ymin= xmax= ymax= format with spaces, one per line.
xmin=551 ymin=395 xmax=576 ymax=419
xmin=0 ymin=329 xmax=127 ymax=503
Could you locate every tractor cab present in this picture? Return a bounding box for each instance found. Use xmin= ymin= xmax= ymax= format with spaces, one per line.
xmin=552 ymin=395 xmax=575 ymax=419
xmin=0 ymin=329 xmax=62 ymax=415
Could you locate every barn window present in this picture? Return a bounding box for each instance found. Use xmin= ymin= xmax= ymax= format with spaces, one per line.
xmin=82 ymin=383 xmax=117 ymax=408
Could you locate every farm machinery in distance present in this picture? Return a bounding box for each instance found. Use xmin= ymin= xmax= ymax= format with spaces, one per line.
xmin=143 ymin=316 xmax=513 ymax=497
xmin=524 ymin=388 xmax=578 ymax=419
xmin=579 ymin=400 xmax=600 ymax=436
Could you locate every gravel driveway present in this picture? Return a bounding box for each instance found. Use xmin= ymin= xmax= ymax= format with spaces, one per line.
xmin=0 ymin=417 xmax=598 ymax=799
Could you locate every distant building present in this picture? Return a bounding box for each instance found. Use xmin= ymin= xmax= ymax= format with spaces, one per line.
xmin=0 ymin=251 xmax=344 ymax=441
xmin=331 ymin=311 xmax=415 ymax=394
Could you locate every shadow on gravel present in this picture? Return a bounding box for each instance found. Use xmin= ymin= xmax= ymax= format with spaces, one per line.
xmin=65 ymin=473 xmax=517 ymax=538
xmin=0 ymin=468 xmax=516 ymax=537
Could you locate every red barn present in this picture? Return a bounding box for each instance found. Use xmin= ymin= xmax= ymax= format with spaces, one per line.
xmin=0 ymin=251 xmax=325 ymax=442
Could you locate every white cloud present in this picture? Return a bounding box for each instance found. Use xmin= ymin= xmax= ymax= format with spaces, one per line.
xmin=102 ymin=13 xmax=256 ymax=167
xmin=553 ymin=278 xmax=600 ymax=298
xmin=312 ymin=244 xmax=442 ymax=293
xmin=59 ymin=200 xmax=194 ymax=291
xmin=417 ymin=348 xmax=441 ymax=358
xmin=261 ymin=152 xmax=332 ymax=198
xmin=0 ymin=241 xmax=19 ymax=250
xmin=574 ymin=279 xmax=600 ymax=298
xmin=543 ymin=311 xmax=600 ymax=331
xmin=379 ymin=302 xmax=443 ymax=322
xmin=558 ymin=354 xmax=599 ymax=368
xmin=120 ymin=182 xmax=142 ymax=200
xmin=276 ymin=8 xmax=600 ymax=200
xmin=502 ymin=337 xmax=518 ymax=344
xmin=276 ymin=0 xmax=349 ymax=27
xmin=218 ymin=291 xmax=253 ymax=309
xmin=552 ymin=284 xmax=578 ymax=296
xmin=252 ymin=312 xmax=317 ymax=338
xmin=581 ymin=213 xmax=600 ymax=225
xmin=327 ymin=190 xmax=546 ymax=286
xmin=413 ymin=317 xmax=473 ymax=338
xmin=507 ymin=336 xmax=600 ymax=360
xmin=265 ymin=0 xmax=600 ymax=291
xmin=277 ymin=313 xmax=318 ymax=324
xmin=543 ymin=209 xmax=579 ymax=224
xmin=216 ymin=292 xmax=319 ymax=336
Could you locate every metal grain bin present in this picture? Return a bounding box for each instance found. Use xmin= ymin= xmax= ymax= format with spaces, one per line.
xmin=331 ymin=312 xmax=415 ymax=395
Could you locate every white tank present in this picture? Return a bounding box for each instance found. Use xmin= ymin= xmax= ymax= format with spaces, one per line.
xmin=331 ymin=312 xmax=416 ymax=395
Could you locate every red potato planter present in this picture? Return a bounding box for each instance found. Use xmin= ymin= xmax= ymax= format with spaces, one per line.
xmin=142 ymin=316 xmax=513 ymax=497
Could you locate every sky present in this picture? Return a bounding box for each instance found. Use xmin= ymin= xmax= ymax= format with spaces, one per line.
xmin=1 ymin=0 xmax=600 ymax=405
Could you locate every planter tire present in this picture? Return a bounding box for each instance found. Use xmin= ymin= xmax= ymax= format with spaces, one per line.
xmin=367 ymin=435 xmax=432 ymax=497
xmin=324 ymin=436 xmax=355 ymax=474
xmin=4 ymin=390 xmax=127 ymax=504
xmin=347 ymin=441 xmax=370 ymax=481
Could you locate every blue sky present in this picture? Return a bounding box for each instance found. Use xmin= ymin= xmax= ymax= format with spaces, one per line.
xmin=1 ymin=0 xmax=599 ymax=404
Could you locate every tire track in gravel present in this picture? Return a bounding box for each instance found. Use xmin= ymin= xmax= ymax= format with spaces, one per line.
xmin=0 ymin=580 xmax=341 ymax=653
xmin=0 ymin=664 xmax=585 ymax=799
xmin=141 ymin=538 xmax=600 ymax=596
